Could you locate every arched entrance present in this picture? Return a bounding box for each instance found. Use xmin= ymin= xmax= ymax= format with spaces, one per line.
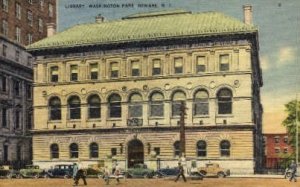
xmin=127 ymin=139 xmax=144 ymax=168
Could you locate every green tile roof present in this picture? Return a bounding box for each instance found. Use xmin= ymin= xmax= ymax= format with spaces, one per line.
xmin=27 ymin=10 xmax=257 ymax=51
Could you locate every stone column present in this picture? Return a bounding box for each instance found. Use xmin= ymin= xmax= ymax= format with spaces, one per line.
xmin=142 ymin=101 xmax=148 ymax=126
xmin=186 ymin=99 xmax=193 ymax=126
xmin=101 ymin=103 xmax=108 ymax=127
xmin=233 ymin=48 xmax=239 ymax=71
xmin=164 ymin=101 xmax=171 ymax=126
xmin=164 ymin=54 xmax=170 ymax=75
xmin=209 ymin=50 xmax=215 ymax=72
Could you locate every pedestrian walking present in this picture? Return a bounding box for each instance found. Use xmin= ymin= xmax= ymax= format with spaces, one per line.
xmin=72 ymin=163 xmax=78 ymax=185
xmin=114 ymin=163 xmax=121 ymax=184
xmin=289 ymin=160 xmax=297 ymax=182
xmin=73 ymin=163 xmax=87 ymax=186
xmin=175 ymin=162 xmax=187 ymax=182
xmin=104 ymin=166 xmax=110 ymax=185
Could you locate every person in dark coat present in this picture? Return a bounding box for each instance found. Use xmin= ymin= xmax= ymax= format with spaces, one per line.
xmin=175 ymin=162 xmax=187 ymax=182
xmin=289 ymin=160 xmax=297 ymax=182
xmin=74 ymin=164 xmax=87 ymax=186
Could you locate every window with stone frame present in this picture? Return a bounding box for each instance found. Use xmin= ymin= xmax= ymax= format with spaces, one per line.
xmin=27 ymin=11 xmax=33 ymax=26
xmin=50 ymin=66 xmax=59 ymax=82
xmin=50 ymin=144 xmax=59 ymax=159
xmin=68 ymin=96 xmax=81 ymax=119
xmin=174 ymin=141 xmax=180 ymax=157
xmin=2 ymin=20 xmax=8 ymax=36
xmin=108 ymin=94 xmax=121 ymax=118
xmin=154 ymin=147 xmax=160 ymax=156
xmin=2 ymin=108 xmax=7 ymax=127
xmin=49 ymin=97 xmax=61 ymax=120
xmin=174 ymin=57 xmax=183 ymax=74
xmin=172 ymin=91 xmax=186 ymax=116
xmin=111 ymin=148 xmax=117 ymax=156
xmin=27 ymin=33 xmax=33 ymax=45
xmin=128 ymin=93 xmax=143 ymax=118
xmin=15 ymin=27 xmax=21 ymax=43
xmin=196 ymin=56 xmax=206 ymax=73
xmin=90 ymin=63 xmax=98 ymax=80
xmin=193 ymin=90 xmax=209 ymax=116
xmin=219 ymin=54 xmax=229 ymax=71
xmin=2 ymin=0 xmax=8 ymax=12
xmin=69 ymin=143 xmax=79 ymax=158
xmin=15 ymin=3 xmax=21 ymax=20
xmin=90 ymin=142 xmax=99 ymax=158
xmin=110 ymin=62 xmax=119 ymax=78
xmin=88 ymin=95 xmax=101 ymax=119
xmin=197 ymin=140 xmax=207 ymax=157
xmin=152 ymin=59 xmax=161 ymax=75
xmin=131 ymin=60 xmax=141 ymax=76
xmin=15 ymin=110 xmax=21 ymax=129
xmin=150 ymin=92 xmax=164 ymax=117
xmin=217 ymin=88 xmax=232 ymax=114
xmin=15 ymin=50 xmax=20 ymax=62
xmin=70 ymin=65 xmax=78 ymax=81
xmin=220 ymin=140 xmax=230 ymax=157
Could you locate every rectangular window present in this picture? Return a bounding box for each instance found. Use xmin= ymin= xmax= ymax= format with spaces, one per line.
xmin=50 ymin=66 xmax=59 ymax=82
xmin=131 ymin=60 xmax=140 ymax=76
xmin=2 ymin=44 xmax=7 ymax=56
xmin=14 ymin=80 xmax=20 ymax=96
xmin=3 ymin=145 xmax=8 ymax=161
xmin=2 ymin=20 xmax=8 ymax=36
xmin=111 ymin=148 xmax=117 ymax=156
xmin=284 ymin=136 xmax=288 ymax=143
xmin=219 ymin=54 xmax=229 ymax=71
xmin=1 ymin=76 xmax=6 ymax=92
xmin=16 ymin=27 xmax=21 ymax=43
xmin=196 ymin=56 xmax=206 ymax=73
xmin=150 ymin=102 xmax=164 ymax=117
xmin=274 ymin=136 xmax=280 ymax=143
xmin=90 ymin=63 xmax=98 ymax=80
xmin=15 ymin=50 xmax=20 ymax=62
xmin=27 ymin=33 xmax=33 ymax=45
xmin=152 ymin=59 xmax=161 ymax=75
xmin=48 ymin=3 xmax=53 ymax=17
xmin=27 ymin=11 xmax=33 ymax=26
xmin=110 ymin=62 xmax=119 ymax=78
xmin=38 ymin=18 xmax=43 ymax=32
xmin=26 ymin=84 xmax=32 ymax=99
xmin=2 ymin=108 xmax=7 ymax=127
xmin=15 ymin=110 xmax=20 ymax=129
xmin=174 ymin=57 xmax=183 ymax=74
xmin=70 ymin=65 xmax=78 ymax=81
xmin=154 ymin=147 xmax=160 ymax=156
xmin=2 ymin=0 xmax=8 ymax=12
xmin=16 ymin=3 xmax=21 ymax=20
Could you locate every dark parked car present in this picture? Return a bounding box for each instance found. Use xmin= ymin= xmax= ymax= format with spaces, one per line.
xmin=155 ymin=167 xmax=179 ymax=178
xmin=126 ymin=164 xmax=155 ymax=178
xmin=46 ymin=164 xmax=74 ymax=178
xmin=0 ymin=165 xmax=20 ymax=179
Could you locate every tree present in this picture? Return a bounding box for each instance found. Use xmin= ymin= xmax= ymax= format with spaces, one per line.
xmin=282 ymin=99 xmax=300 ymax=162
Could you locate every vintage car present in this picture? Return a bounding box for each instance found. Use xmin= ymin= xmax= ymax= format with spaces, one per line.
xmin=126 ymin=163 xmax=155 ymax=178
xmin=19 ymin=165 xmax=47 ymax=178
xmin=46 ymin=164 xmax=74 ymax=178
xmin=85 ymin=164 xmax=103 ymax=178
xmin=0 ymin=165 xmax=19 ymax=179
xmin=197 ymin=163 xmax=230 ymax=178
xmin=155 ymin=167 xmax=180 ymax=178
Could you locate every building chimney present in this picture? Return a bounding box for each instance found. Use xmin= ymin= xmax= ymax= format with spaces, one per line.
xmin=243 ymin=5 xmax=253 ymax=25
xmin=95 ymin=14 xmax=105 ymax=23
xmin=47 ymin=23 xmax=56 ymax=37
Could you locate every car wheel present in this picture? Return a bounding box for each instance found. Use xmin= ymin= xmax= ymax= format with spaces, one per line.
xmin=217 ymin=172 xmax=225 ymax=178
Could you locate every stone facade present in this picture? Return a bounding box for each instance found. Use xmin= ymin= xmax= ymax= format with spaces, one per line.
xmin=0 ymin=35 xmax=33 ymax=164
xmin=29 ymin=10 xmax=263 ymax=174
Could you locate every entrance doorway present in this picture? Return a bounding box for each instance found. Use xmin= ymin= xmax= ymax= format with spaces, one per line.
xmin=127 ymin=139 xmax=144 ymax=168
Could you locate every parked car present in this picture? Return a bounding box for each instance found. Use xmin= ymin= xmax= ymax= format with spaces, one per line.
xmin=0 ymin=165 xmax=19 ymax=179
xmin=155 ymin=167 xmax=179 ymax=178
xmin=197 ymin=163 xmax=230 ymax=178
xmin=85 ymin=164 xmax=103 ymax=178
xmin=19 ymin=165 xmax=47 ymax=178
xmin=46 ymin=164 xmax=74 ymax=178
xmin=126 ymin=164 xmax=155 ymax=178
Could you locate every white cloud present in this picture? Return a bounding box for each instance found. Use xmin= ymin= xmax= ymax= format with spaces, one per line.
xmin=278 ymin=46 xmax=295 ymax=65
xmin=260 ymin=55 xmax=270 ymax=70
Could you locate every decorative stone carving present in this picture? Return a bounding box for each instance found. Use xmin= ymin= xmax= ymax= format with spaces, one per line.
xmin=81 ymin=88 xmax=86 ymax=94
xmin=209 ymin=81 xmax=216 ymax=89
xmin=234 ymin=80 xmax=240 ymax=88
xmin=164 ymin=83 xmax=170 ymax=90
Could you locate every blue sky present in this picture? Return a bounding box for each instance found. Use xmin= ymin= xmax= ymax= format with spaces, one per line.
xmin=58 ymin=0 xmax=300 ymax=133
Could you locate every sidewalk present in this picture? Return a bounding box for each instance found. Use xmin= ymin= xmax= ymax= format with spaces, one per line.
xmin=228 ymin=174 xmax=286 ymax=179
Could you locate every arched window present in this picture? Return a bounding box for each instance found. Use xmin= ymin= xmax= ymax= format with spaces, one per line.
xmin=217 ymin=89 xmax=232 ymax=114
xmin=128 ymin=93 xmax=143 ymax=118
xmin=220 ymin=140 xmax=230 ymax=157
xmin=150 ymin=92 xmax=164 ymax=117
xmin=50 ymin=144 xmax=59 ymax=159
xmin=88 ymin=95 xmax=101 ymax=119
xmin=68 ymin=96 xmax=81 ymax=119
xmin=49 ymin=97 xmax=61 ymax=120
xmin=197 ymin=140 xmax=207 ymax=157
xmin=108 ymin=94 xmax=121 ymax=118
xmin=174 ymin=141 xmax=180 ymax=157
xmin=70 ymin=143 xmax=79 ymax=158
xmin=89 ymin=142 xmax=98 ymax=158
xmin=172 ymin=91 xmax=186 ymax=116
xmin=194 ymin=90 xmax=209 ymax=116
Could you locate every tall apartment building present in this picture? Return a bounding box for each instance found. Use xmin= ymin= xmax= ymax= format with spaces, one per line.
xmin=0 ymin=0 xmax=56 ymax=167
xmin=28 ymin=7 xmax=263 ymax=174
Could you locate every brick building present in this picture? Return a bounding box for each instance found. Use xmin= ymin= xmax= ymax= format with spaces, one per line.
xmin=0 ymin=0 xmax=56 ymax=45
xmin=263 ymin=133 xmax=294 ymax=168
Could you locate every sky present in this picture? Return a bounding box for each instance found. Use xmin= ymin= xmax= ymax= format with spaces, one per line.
xmin=57 ymin=0 xmax=300 ymax=133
